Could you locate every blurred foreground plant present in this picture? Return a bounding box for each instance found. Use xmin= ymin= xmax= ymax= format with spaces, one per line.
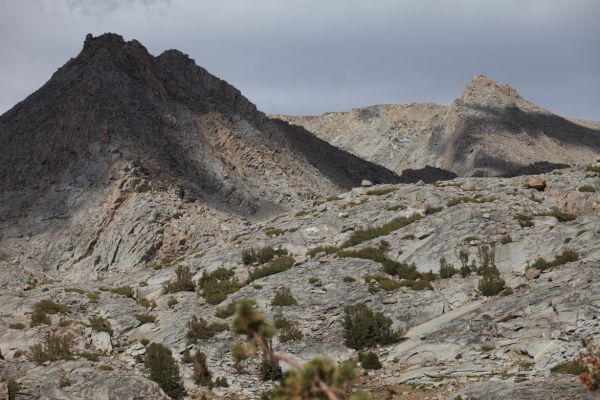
xmin=232 ymin=300 xmax=369 ymax=400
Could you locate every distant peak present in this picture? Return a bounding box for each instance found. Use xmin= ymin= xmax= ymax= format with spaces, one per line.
xmin=459 ymin=75 xmax=520 ymax=108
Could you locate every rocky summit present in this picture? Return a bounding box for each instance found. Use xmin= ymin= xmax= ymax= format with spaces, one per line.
xmin=274 ymin=75 xmax=600 ymax=177
xmin=0 ymin=34 xmax=599 ymax=400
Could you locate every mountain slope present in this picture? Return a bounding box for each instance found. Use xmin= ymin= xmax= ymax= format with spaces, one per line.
xmin=0 ymin=33 xmax=400 ymax=277
xmin=274 ymin=75 xmax=600 ymax=177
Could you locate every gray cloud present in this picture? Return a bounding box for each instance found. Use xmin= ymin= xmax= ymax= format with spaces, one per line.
xmin=1 ymin=0 xmax=598 ymax=120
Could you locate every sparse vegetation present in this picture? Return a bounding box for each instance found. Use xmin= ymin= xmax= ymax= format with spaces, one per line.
xmin=264 ymin=227 xmax=285 ymax=237
xmin=192 ymin=350 xmax=212 ymax=387
xmin=134 ymin=314 xmax=156 ymax=325
xmin=144 ymin=342 xmax=184 ymax=399
xmin=340 ymin=213 xmax=423 ymax=248
xmin=343 ymin=276 xmax=356 ymax=283
xmin=439 ymin=257 xmax=458 ymax=278
xmin=232 ymin=300 xmax=368 ymax=399
xmin=271 ymin=286 xmax=298 ymax=306
xmin=8 ymin=322 xmax=26 ymax=330
xmin=366 ymin=187 xmax=397 ymax=196
xmin=551 ymin=359 xmax=587 ymax=375
xmin=535 ymin=207 xmax=577 ymax=222
xmin=30 ymin=299 xmax=70 ymax=326
xmin=247 ymin=256 xmax=295 ymax=283
xmin=167 ymin=296 xmax=178 ymax=307
xmin=446 ymin=195 xmax=494 ymax=207
xmin=89 ymin=316 xmax=113 ymax=335
xmin=358 ymin=351 xmax=382 ymax=370
xmin=424 ymin=205 xmax=443 ymax=215
xmin=100 ymin=285 xmax=135 ymax=298
xmin=274 ymin=313 xmax=303 ymax=343
xmin=514 ymin=213 xmax=534 ymax=228
xmin=343 ymin=303 xmax=401 ymax=349
xmin=578 ymin=185 xmax=596 ymax=193
xmin=478 ymin=266 xmax=506 ymax=296
xmin=530 ymin=249 xmax=579 ymax=271
xmin=500 ymin=234 xmax=513 ymax=244
xmin=337 ymin=247 xmax=420 ymax=281
xmin=186 ymin=315 xmax=228 ymax=343
xmin=198 ymin=267 xmax=243 ymax=305
xmin=164 ymin=265 xmax=195 ymax=293
xmin=307 ymin=245 xmax=338 ymax=258
xmin=242 ymin=246 xmax=289 ymax=265
xmin=28 ymin=334 xmax=73 ymax=364
xmin=64 ymin=287 xmax=85 ymax=294
xmin=216 ymin=299 xmax=256 ymax=319
xmin=386 ymin=203 xmax=406 ymax=211
xmin=586 ymin=164 xmax=600 ymax=174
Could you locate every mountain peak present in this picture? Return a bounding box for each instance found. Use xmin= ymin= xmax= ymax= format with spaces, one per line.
xmin=459 ymin=74 xmax=520 ymax=108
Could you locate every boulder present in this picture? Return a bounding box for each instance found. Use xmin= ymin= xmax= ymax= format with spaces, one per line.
xmin=525 ymin=268 xmax=541 ymax=280
xmin=524 ymin=177 xmax=546 ymax=191
xmin=361 ymin=179 xmax=373 ymax=187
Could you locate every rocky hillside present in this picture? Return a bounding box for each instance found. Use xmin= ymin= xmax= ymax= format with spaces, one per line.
xmin=274 ymin=75 xmax=600 ymax=177
xmin=1 ymin=161 xmax=599 ymax=399
xmin=0 ymin=33 xmax=401 ymax=279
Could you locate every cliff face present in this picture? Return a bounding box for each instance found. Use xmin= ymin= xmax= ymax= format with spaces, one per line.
xmin=0 ymin=33 xmax=400 ymax=277
xmin=274 ymin=75 xmax=600 ymax=177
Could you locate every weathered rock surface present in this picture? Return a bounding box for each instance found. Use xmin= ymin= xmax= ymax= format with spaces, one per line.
xmin=273 ymin=75 xmax=600 ymax=178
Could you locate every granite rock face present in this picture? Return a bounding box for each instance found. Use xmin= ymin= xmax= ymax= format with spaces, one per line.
xmin=273 ymin=75 xmax=600 ymax=177
xmin=0 ymin=33 xmax=400 ymax=278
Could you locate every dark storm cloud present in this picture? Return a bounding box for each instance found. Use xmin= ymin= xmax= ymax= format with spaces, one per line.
xmin=1 ymin=0 xmax=599 ymax=119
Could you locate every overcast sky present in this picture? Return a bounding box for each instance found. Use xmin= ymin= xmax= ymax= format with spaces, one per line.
xmin=1 ymin=0 xmax=599 ymax=119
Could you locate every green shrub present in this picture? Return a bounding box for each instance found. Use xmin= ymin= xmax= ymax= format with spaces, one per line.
xmin=550 ymin=359 xmax=587 ymax=375
xmin=578 ymin=185 xmax=596 ymax=193
xmin=340 ymin=213 xmax=423 ymax=248
xmin=308 ymin=277 xmax=320 ymax=285
xmin=134 ymin=314 xmax=156 ymax=325
xmin=137 ymin=298 xmax=155 ymax=309
xmin=215 ymin=376 xmax=229 ymax=387
xmin=247 ymin=256 xmax=295 ymax=283
xmin=585 ymin=164 xmax=600 ymax=173
xmin=101 ymin=286 xmax=135 ymax=298
xmin=531 ymin=249 xmax=579 ymax=271
xmin=186 ymin=315 xmax=228 ymax=344
xmin=536 ymin=207 xmax=577 ymax=222
xmin=98 ymin=364 xmax=114 ymax=370
xmin=64 ymin=287 xmax=85 ymax=294
xmin=215 ymin=299 xmax=256 ymax=319
xmin=89 ymin=316 xmax=113 ymax=335
xmin=337 ymin=247 xmax=420 ymax=280
xmin=9 ymin=322 xmax=26 ymax=330
xmin=164 ymin=266 xmax=195 ymax=293
xmin=192 ymin=351 xmax=212 ymax=387
xmin=144 ymin=343 xmax=184 ymax=399
xmin=28 ymin=334 xmax=73 ymax=364
xmin=424 ymin=205 xmax=443 ymax=215
xmin=343 ymin=303 xmax=400 ymax=349
xmin=78 ymin=351 xmax=100 ymax=362
xmin=271 ymin=287 xmax=298 ymax=307
xmin=264 ymin=227 xmax=285 ymax=237
xmin=6 ymin=379 xmax=20 ymax=400
xmin=439 ymin=257 xmax=457 ymax=278
xmin=363 ymin=274 xmax=400 ymax=292
xmin=274 ymin=313 xmax=303 ymax=343
xmin=199 ymin=267 xmax=242 ymax=305
xmin=387 ymin=203 xmax=406 ymax=211
xmin=343 ymin=276 xmax=356 ymax=283
xmin=30 ymin=299 xmax=70 ymax=326
xmin=447 ymin=195 xmax=493 ymax=207
xmin=514 ymin=213 xmax=534 ymax=228
xmin=167 ymin=296 xmax=178 ymax=307
xmin=366 ymin=187 xmax=397 ymax=196
xmin=478 ymin=267 xmax=506 ymax=296
xmin=87 ymin=292 xmax=100 ymax=303
xmin=307 ymin=245 xmax=339 ymax=258
xmin=242 ymin=246 xmax=288 ymax=265
xmin=358 ymin=351 xmax=382 ymax=370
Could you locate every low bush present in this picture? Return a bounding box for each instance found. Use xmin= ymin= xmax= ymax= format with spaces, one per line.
xmin=358 ymin=351 xmax=382 ymax=370
xmin=585 ymin=164 xmax=600 ymax=174
xmin=424 ymin=205 xmax=443 ymax=215
xmin=247 ymin=256 xmax=295 ymax=283
xmin=550 ymin=359 xmax=587 ymax=375
xmin=215 ymin=376 xmax=229 ymax=387
xmin=530 ymin=249 xmax=579 ymax=271
xmin=342 ymin=276 xmax=356 ymax=283
xmin=343 ymin=303 xmax=400 ymax=349
xmin=386 ymin=203 xmax=406 ymax=211
xmin=64 ymin=287 xmax=85 ymax=294
xmin=144 ymin=343 xmax=184 ymax=399
xmin=215 ymin=299 xmax=256 ymax=319
xmin=337 ymin=247 xmax=420 ymax=280
xmin=186 ymin=315 xmax=228 ymax=344
xmin=167 ymin=296 xmax=178 ymax=307
xmin=28 ymin=334 xmax=73 ymax=364
xmin=100 ymin=286 xmax=135 ymax=298
xmin=89 ymin=316 xmax=113 ymax=335
xmin=439 ymin=257 xmax=458 ymax=278
xmin=366 ymin=187 xmax=397 ymax=196
xmin=30 ymin=299 xmax=70 ymax=326
xmin=271 ymin=287 xmax=298 ymax=307
xmin=164 ymin=266 xmax=195 ymax=293
xmin=9 ymin=322 xmax=26 ymax=330
xmin=242 ymin=246 xmax=288 ymax=265
xmin=134 ymin=314 xmax=156 ymax=325
xmin=446 ymin=195 xmax=493 ymax=207
xmin=478 ymin=266 xmax=506 ymax=296
xmin=192 ymin=351 xmax=212 ymax=387
xmin=536 ymin=207 xmax=577 ymax=222
xmin=307 ymin=246 xmax=339 ymax=258
xmin=199 ymin=267 xmax=242 ymax=305
xmin=578 ymin=185 xmax=596 ymax=193
xmin=274 ymin=313 xmax=303 ymax=343
xmin=340 ymin=213 xmax=423 ymax=248
xmin=514 ymin=213 xmax=534 ymax=228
